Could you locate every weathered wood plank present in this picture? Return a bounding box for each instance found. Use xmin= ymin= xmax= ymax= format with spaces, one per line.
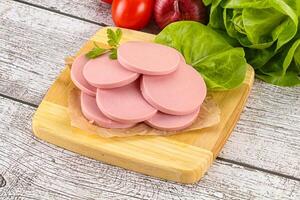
xmin=219 ymin=82 xmax=300 ymax=178
xmin=0 ymin=0 xmax=100 ymax=105
xmin=22 ymin=0 xmax=160 ymax=33
xmin=0 ymin=96 xmax=299 ymax=199
xmin=0 ymin=0 xmax=300 ymax=179
xmin=25 ymin=0 xmax=114 ymax=25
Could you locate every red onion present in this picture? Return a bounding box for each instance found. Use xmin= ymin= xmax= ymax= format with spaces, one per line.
xmin=154 ymin=0 xmax=207 ymax=29
xmin=101 ymin=0 xmax=113 ymax=4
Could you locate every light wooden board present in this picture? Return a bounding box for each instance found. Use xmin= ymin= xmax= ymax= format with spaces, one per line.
xmin=31 ymin=27 xmax=254 ymax=183
xmin=1 ymin=0 xmax=300 ymax=198
xmin=1 ymin=0 xmax=300 ymax=179
xmin=1 ymin=96 xmax=300 ymax=199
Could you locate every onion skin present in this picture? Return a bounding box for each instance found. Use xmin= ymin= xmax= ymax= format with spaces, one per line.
xmin=101 ymin=0 xmax=113 ymax=4
xmin=154 ymin=0 xmax=207 ymax=29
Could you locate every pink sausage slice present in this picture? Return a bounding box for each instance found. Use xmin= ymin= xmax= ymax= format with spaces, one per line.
xmin=83 ymin=54 xmax=139 ymax=88
xmin=145 ymin=107 xmax=200 ymax=131
xmin=96 ymin=80 xmax=157 ymax=123
xmin=117 ymin=41 xmax=181 ymax=75
xmin=141 ymin=62 xmax=207 ymax=115
xmin=71 ymin=55 xmax=97 ymax=96
xmin=81 ymin=92 xmax=135 ymax=129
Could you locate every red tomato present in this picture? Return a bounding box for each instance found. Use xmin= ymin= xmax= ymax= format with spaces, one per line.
xmin=101 ymin=0 xmax=113 ymax=4
xmin=112 ymin=0 xmax=154 ymax=30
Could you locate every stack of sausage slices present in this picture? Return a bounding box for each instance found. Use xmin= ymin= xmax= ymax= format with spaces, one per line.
xmin=71 ymin=41 xmax=207 ymax=131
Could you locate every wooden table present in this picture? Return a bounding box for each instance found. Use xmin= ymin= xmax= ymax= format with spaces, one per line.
xmin=0 ymin=0 xmax=299 ymax=199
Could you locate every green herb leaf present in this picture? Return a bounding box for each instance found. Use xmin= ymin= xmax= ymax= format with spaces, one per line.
xmin=107 ymin=28 xmax=122 ymax=48
xmin=85 ymin=28 xmax=122 ymax=59
xmin=109 ymin=48 xmax=117 ymax=59
xmin=85 ymin=47 xmax=107 ymax=59
xmin=107 ymin=29 xmax=116 ymax=47
xmin=115 ymin=28 xmax=122 ymax=43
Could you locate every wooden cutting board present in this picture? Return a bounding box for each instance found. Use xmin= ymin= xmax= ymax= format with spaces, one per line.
xmin=32 ymin=27 xmax=254 ymax=184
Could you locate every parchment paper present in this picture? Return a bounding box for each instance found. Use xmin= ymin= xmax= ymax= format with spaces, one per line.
xmin=68 ymin=89 xmax=221 ymax=137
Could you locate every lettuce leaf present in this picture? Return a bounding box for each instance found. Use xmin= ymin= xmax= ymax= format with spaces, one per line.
xmin=256 ymin=34 xmax=300 ymax=86
xmin=155 ymin=21 xmax=247 ymax=90
xmin=205 ymin=0 xmax=300 ymax=86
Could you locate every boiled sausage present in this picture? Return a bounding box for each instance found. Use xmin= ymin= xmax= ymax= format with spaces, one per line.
xmin=145 ymin=107 xmax=200 ymax=131
xmin=83 ymin=53 xmax=139 ymax=88
xmin=81 ymin=92 xmax=135 ymax=128
xmin=141 ymin=61 xmax=206 ymax=115
xmin=118 ymin=41 xmax=180 ymax=75
xmin=71 ymin=55 xmax=97 ymax=96
xmin=96 ymin=80 xmax=157 ymax=123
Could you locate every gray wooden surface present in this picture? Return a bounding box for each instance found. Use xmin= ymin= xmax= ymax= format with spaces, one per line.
xmin=0 ymin=0 xmax=299 ymax=199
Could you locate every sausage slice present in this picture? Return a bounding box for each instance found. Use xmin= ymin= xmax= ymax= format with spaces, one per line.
xmin=118 ymin=41 xmax=180 ymax=75
xmin=145 ymin=107 xmax=200 ymax=131
xmin=71 ymin=55 xmax=97 ymax=96
xmin=83 ymin=54 xmax=139 ymax=88
xmin=141 ymin=62 xmax=206 ymax=115
xmin=81 ymin=92 xmax=135 ymax=129
xmin=96 ymin=80 xmax=157 ymax=123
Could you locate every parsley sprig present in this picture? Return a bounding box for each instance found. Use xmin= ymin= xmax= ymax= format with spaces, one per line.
xmin=86 ymin=28 xmax=122 ymax=59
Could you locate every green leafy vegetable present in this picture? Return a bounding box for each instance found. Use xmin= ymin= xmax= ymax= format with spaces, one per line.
xmin=204 ymin=0 xmax=300 ymax=86
xmin=155 ymin=21 xmax=247 ymax=90
xmin=85 ymin=42 xmax=107 ymax=59
xmin=107 ymin=28 xmax=122 ymax=48
xmin=109 ymin=48 xmax=118 ymax=59
xmin=255 ymin=31 xmax=300 ymax=86
xmin=86 ymin=28 xmax=122 ymax=59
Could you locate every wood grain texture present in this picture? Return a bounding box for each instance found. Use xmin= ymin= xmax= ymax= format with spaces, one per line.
xmin=33 ymin=101 xmax=213 ymax=184
xmin=220 ymin=82 xmax=300 ymax=178
xmin=1 ymin=96 xmax=300 ymax=199
xmin=22 ymin=0 xmax=160 ymax=33
xmin=24 ymin=0 xmax=114 ymax=25
xmin=0 ymin=0 xmax=299 ymax=179
xmin=0 ymin=0 xmax=100 ymax=106
xmin=31 ymin=27 xmax=254 ymax=183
